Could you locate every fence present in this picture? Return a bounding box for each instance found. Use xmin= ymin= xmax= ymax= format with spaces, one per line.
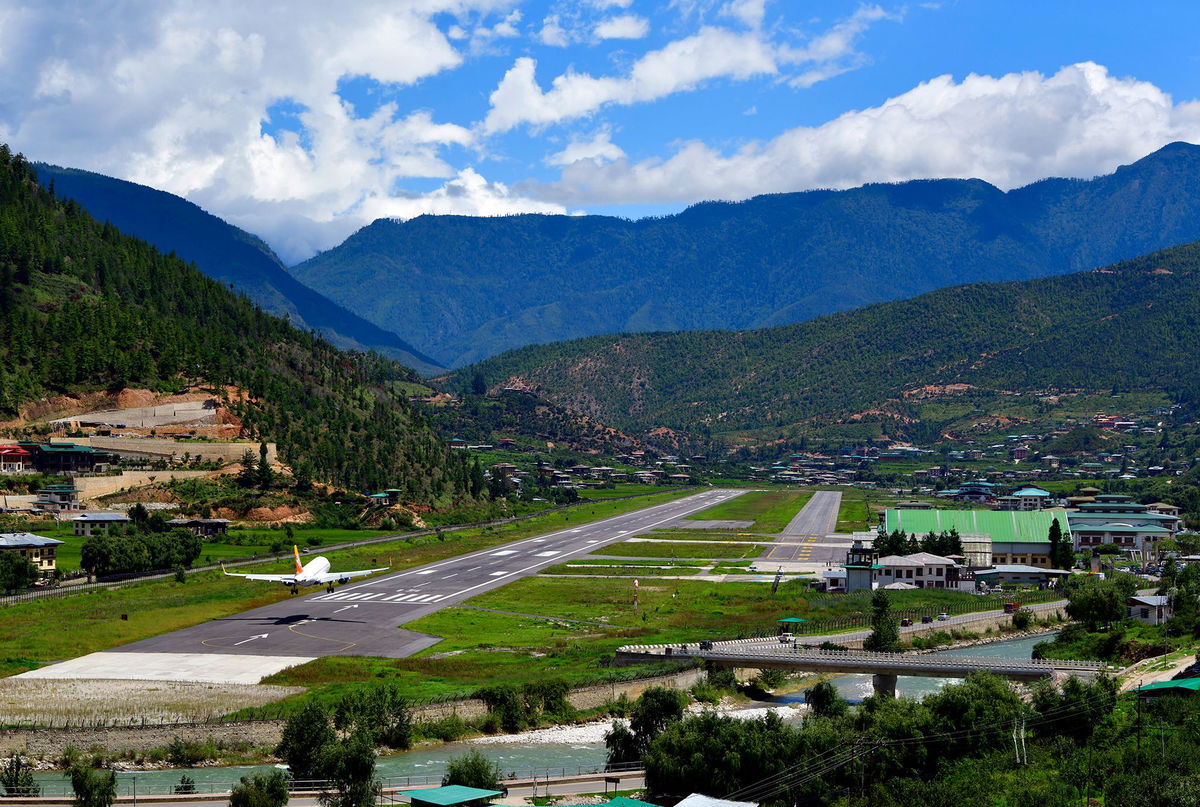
xmin=5 ymin=760 xmax=646 ymax=799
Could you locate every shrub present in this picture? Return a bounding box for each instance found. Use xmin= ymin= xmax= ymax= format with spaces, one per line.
xmin=229 ymin=771 xmax=289 ymax=807
xmin=1012 ymin=610 xmax=1032 ymax=630
xmin=443 ymin=749 xmax=501 ymax=791
xmin=173 ymin=775 xmax=196 ymax=795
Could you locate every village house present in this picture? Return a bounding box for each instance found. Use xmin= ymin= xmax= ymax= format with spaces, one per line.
xmin=0 ymin=445 xmax=34 ymax=474
xmin=34 ymin=482 xmax=83 ymax=512
xmin=1067 ymin=494 xmax=1180 ymax=561
xmin=875 ymin=552 xmax=958 ymax=589
xmin=1128 ymin=594 xmax=1172 ymax=625
xmin=0 ymin=532 xmax=64 ymax=577
xmin=72 ymin=512 xmax=132 ymax=537
xmin=167 ymin=517 xmax=232 ymax=537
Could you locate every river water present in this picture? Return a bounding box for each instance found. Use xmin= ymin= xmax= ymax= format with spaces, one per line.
xmin=31 ymin=633 xmax=1055 ymax=797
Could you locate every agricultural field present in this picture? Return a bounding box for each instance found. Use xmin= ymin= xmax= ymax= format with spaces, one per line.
xmin=682 ymin=489 xmax=811 ymax=532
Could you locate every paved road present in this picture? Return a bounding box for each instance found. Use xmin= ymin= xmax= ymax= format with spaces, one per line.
xmin=760 ymin=490 xmax=843 ymax=563
xmin=108 ymin=489 xmax=747 ymax=660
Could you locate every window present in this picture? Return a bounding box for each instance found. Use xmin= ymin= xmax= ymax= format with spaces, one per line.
xmin=1141 ymin=608 xmax=1150 ymax=619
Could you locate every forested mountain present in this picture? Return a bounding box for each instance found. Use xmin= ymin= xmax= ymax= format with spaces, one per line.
xmin=33 ymin=164 xmax=443 ymax=374
xmin=0 ymin=145 xmax=464 ymax=498
xmin=293 ymin=142 xmax=1200 ymax=368
xmin=450 ymin=240 xmax=1200 ymax=441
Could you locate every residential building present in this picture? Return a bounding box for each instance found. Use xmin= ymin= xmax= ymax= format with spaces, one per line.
xmin=167 ymin=518 xmax=232 ymax=537
xmin=72 ymin=512 xmax=132 ymax=537
xmin=1128 ymin=594 xmax=1172 ymax=626
xmin=21 ymin=441 xmax=116 ymax=474
xmin=0 ymin=532 xmax=64 ymax=576
xmin=0 ymin=445 xmax=34 ymax=474
xmin=34 ymin=483 xmax=83 ymax=512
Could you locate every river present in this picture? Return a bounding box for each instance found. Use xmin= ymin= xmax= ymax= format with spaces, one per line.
xmin=31 ymin=632 xmax=1056 ymax=797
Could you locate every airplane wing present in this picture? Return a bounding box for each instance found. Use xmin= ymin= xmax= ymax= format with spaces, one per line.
xmin=314 ymin=567 xmax=387 ymax=583
xmin=221 ymin=563 xmax=296 ymax=583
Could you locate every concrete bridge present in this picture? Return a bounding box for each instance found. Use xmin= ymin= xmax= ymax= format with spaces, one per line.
xmin=616 ymin=640 xmax=1106 ymax=696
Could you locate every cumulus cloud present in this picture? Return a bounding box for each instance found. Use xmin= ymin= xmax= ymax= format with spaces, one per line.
xmin=545 ymin=129 xmax=626 ymax=166
xmin=483 ymin=6 xmax=893 ymax=133
xmin=483 ymin=27 xmax=779 ymax=133
xmin=534 ymin=62 xmax=1200 ymax=204
xmin=721 ymin=0 xmax=767 ymax=29
xmin=594 ymin=14 xmax=650 ymax=40
xmin=0 ymin=0 xmax=537 ymax=263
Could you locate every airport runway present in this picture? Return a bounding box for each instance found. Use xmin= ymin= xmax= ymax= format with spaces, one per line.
xmin=80 ymin=489 xmax=747 ymax=667
xmin=759 ymin=490 xmax=843 ymax=563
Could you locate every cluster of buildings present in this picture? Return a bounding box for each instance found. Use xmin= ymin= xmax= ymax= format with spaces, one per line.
xmin=0 ymin=441 xmax=116 ymax=475
xmin=827 ymin=492 xmax=1187 ymax=594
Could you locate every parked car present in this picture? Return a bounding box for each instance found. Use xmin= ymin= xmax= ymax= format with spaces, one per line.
xmin=699 ymin=640 xmax=714 ymax=650
xmin=921 ymin=615 xmax=934 ymax=624
xmin=936 ymin=612 xmax=950 ymax=621
xmin=900 ymin=618 xmax=914 ymax=627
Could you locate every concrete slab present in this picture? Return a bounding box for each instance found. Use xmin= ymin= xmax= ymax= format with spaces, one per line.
xmin=17 ymin=652 xmax=314 ymax=685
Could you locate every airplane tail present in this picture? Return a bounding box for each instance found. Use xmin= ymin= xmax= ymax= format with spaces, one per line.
xmin=293 ymin=545 xmax=304 ymax=575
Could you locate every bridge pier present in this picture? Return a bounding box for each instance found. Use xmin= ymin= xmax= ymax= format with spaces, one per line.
xmin=872 ymin=673 xmax=897 ymax=698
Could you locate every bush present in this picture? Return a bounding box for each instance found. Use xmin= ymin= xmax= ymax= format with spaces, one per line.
xmin=1 ymin=754 xmax=39 ymax=796
xmin=173 ymin=775 xmax=196 ymax=795
xmin=443 ymin=749 xmax=501 ymax=791
xmin=68 ymin=763 xmax=117 ymax=807
xmin=1012 ymin=610 xmax=1032 ymax=630
xmin=229 ymin=771 xmax=289 ymax=807
xmin=415 ymin=715 xmax=470 ymax=743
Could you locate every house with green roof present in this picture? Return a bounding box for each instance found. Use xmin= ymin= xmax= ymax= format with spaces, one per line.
xmin=1066 ymin=495 xmax=1179 ymax=561
xmin=884 ymin=509 xmax=1068 ymax=568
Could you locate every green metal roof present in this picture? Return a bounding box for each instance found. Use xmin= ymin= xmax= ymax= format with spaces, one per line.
xmin=602 ymin=798 xmax=660 ymax=807
xmin=396 ymin=786 xmax=503 ymax=805
xmin=1136 ymin=678 xmax=1200 ymax=694
xmin=884 ymin=509 xmax=1069 ymax=543
xmin=1070 ymin=524 xmax=1171 ymax=534
xmin=1069 ymin=511 xmax=1178 ymax=522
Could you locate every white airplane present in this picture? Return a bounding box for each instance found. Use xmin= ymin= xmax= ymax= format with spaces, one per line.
xmin=222 ymin=545 xmax=387 ymax=594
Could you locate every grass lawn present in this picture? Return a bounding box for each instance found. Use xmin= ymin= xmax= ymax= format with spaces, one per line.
xmin=0 ymin=490 xmax=695 ymax=670
xmin=641 ymin=529 xmax=763 ymax=541
xmin=578 ymin=485 xmax=664 ymax=499
xmin=682 ymin=490 xmax=811 ymax=533
xmin=590 ymin=540 xmax=765 ymax=559
xmin=542 ymin=565 xmax=703 ymax=577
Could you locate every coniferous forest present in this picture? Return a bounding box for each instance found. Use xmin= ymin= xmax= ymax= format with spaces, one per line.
xmin=0 ymin=145 xmax=466 ymax=498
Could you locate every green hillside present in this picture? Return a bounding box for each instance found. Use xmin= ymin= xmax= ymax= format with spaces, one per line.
xmin=294 ymin=142 xmax=1200 ymax=367
xmin=34 ymin=163 xmax=443 ymax=375
xmin=453 ymin=240 xmax=1200 ymax=442
xmin=0 ymin=145 xmax=464 ymax=498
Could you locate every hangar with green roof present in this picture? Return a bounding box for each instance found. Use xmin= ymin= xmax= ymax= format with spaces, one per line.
xmin=884 ymin=509 xmax=1069 ymax=568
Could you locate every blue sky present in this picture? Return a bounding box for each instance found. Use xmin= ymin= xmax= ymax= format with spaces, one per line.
xmin=3 ymin=1 xmax=1200 ymax=262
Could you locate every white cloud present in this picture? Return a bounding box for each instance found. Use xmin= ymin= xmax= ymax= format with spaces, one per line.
xmin=545 ymin=129 xmax=626 ymax=166
xmin=538 ymin=15 xmax=570 ymax=46
xmin=0 ymin=0 xmax=526 ymax=263
xmin=532 ymin=62 xmax=1200 ymax=206
xmin=483 ymin=6 xmax=894 ymax=133
xmin=483 ymin=27 xmax=778 ymax=133
xmin=594 ymin=14 xmax=650 ymax=40
xmin=721 ymin=0 xmax=766 ymax=29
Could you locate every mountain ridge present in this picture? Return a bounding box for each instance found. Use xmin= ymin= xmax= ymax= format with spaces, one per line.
xmin=447 ymin=238 xmax=1200 ymax=444
xmin=292 ymin=141 xmax=1200 ymax=367
xmin=33 ymin=164 xmax=444 ymax=375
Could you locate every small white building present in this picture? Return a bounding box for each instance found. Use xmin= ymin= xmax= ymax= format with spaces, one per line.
xmin=875 ymin=552 xmax=957 ymax=589
xmin=1128 ymin=594 xmax=1172 ymax=626
xmin=72 ymin=512 xmax=132 ymax=537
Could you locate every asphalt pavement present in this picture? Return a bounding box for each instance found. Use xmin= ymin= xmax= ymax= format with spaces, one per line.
xmin=759 ymin=490 xmax=844 ymax=563
xmin=97 ymin=489 xmax=747 ymax=662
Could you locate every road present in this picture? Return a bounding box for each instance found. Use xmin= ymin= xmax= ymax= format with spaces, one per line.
xmin=83 ymin=489 xmax=746 ymax=666
xmin=759 ymin=490 xmax=843 ymax=563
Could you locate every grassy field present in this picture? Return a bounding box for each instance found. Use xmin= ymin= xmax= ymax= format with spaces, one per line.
xmin=264 ymin=571 xmax=1038 ymax=706
xmin=577 ymin=485 xmax=664 ymax=499
xmin=682 ymin=490 xmax=811 ymax=532
xmin=0 ymin=489 xmax=696 ymax=670
xmin=639 ymin=528 xmax=762 ymax=541
xmin=590 ymin=540 xmax=765 ymax=559
xmin=542 ymin=565 xmax=703 ymax=577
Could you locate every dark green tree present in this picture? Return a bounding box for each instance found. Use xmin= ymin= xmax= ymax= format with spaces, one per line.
xmin=1048 ymin=518 xmax=1073 ymax=569
xmin=68 ymin=763 xmax=117 ymax=807
xmin=275 ymin=701 xmax=336 ymax=781
xmin=0 ymin=552 xmax=38 ymax=593
xmin=317 ymin=730 xmax=378 ymax=807
xmin=804 ymin=680 xmax=849 ymax=719
xmin=1 ymin=754 xmax=39 ymax=796
xmin=864 ymin=589 xmax=901 ymax=652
